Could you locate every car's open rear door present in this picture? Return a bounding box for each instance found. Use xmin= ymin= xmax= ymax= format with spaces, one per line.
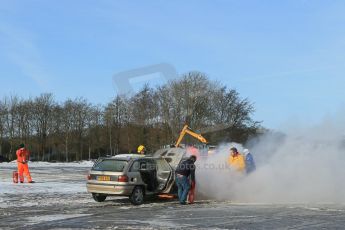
xmin=153 ymin=147 xmax=187 ymax=193
xmin=155 ymin=158 xmax=173 ymax=192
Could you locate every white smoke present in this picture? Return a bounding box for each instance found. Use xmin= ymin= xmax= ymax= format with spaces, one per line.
xmin=196 ymin=114 xmax=345 ymax=203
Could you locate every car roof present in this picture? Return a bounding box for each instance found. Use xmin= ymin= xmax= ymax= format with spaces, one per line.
xmin=104 ymin=154 xmax=146 ymax=160
xmin=100 ymin=154 xmax=166 ymax=162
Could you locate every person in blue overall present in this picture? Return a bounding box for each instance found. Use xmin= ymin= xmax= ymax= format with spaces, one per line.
xmin=243 ymin=149 xmax=256 ymax=174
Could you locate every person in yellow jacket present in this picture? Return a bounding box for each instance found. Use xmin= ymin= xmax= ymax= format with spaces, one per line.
xmin=137 ymin=145 xmax=146 ymax=155
xmin=228 ymin=147 xmax=245 ymax=172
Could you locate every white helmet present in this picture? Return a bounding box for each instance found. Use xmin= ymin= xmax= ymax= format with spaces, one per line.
xmin=243 ymin=149 xmax=250 ymax=155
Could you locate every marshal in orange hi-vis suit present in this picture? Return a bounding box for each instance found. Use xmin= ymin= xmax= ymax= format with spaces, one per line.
xmin=16 ymin=144 xmax=33 ymax=183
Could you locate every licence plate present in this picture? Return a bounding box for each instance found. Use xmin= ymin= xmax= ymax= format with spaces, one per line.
xmin=97 ymin=176 xmax=110 ymax=181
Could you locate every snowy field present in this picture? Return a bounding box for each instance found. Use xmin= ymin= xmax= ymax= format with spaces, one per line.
xmin=1 ymin=162 xmax=345 ymax=230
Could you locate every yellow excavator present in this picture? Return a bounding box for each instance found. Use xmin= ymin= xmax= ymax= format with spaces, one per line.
xmin=175 ymin=125 xmax=208 ymax=147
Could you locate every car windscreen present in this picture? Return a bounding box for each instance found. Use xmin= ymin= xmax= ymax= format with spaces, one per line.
xmin=92 ymin=159 xmax=128 ymax=172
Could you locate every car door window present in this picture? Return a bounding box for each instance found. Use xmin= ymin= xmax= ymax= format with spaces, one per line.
xmin=129 ymin=161 xmax=140 ymax=172
xmin=155 ymin=158 xmax=172 ymax=191
xmin=156 ymin=159 xmax=170 ymax=171
xmin=147 ymin=160 xmax=156 ymax=171
xmin=140 ymin=161 xmax=147 ymax=170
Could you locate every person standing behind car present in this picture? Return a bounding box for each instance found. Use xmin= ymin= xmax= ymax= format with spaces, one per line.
xmin=137 ymin=145 xmax=146 ymax=155
xmin=175 ymin=155 xmax=197 ymax=205
xmin=16 ymin=144 xmax=34 ymax=183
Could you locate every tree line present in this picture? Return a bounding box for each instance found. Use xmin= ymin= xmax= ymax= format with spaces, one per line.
xmin=0 ymin=72 xmax=261 ymax=161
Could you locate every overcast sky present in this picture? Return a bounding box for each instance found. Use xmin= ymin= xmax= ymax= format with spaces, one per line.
xmin=1 ymin=0 xmax=345 ymax=130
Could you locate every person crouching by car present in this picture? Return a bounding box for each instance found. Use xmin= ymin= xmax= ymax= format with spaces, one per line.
xmin=175 ymin=155 xmax=197 ymax=205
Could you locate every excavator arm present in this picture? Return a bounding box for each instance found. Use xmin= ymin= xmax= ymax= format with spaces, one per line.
xmin=175 ymin=125 xmax=208 ymax=147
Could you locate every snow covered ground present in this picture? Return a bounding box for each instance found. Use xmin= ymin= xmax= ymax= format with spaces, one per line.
xmin=1 ymin=162 xmax=345 ymax=229
xmin=0 ymin=162 xmax=93 ymax=210
xmin=1 ymin=161 xmax=93 ymax=198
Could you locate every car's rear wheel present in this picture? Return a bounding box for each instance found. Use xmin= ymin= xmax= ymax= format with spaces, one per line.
xmin=92 ymin=193 xmax=107 ymax=202
xmin=130 ymin=186 xmax=144 ymax=205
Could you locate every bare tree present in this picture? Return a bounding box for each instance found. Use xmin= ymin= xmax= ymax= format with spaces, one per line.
xmin=104 ymin=95 xmax=131 ymax=155
xmin=130 ymin=85 xmax=158 ymax=150
xmin=156 ymin=85 xmax=174 ymax=144
xmin=16 ymin=99 xmax=34 ymax=147
xmin=0 ymin=71 xmax=261 ymax=160
xmin=86 ymin=105 xmax=103 ymax=160
xmin=0 ymin=100 xmax=7 ymax=156
xmin=72 ymin=98 xmax=90 ymax=161
xmin=32 ymin=93 xmax=55 ymax=161
xmin=165 ymin=72 xmax=212 ymax=144
xmin=3 ymin=96 xmax=20 ymax=159
xmin=61 ymin=100 xmax=75 ymax=162
xmin=49 ymin=104 xmax=65 ymax=161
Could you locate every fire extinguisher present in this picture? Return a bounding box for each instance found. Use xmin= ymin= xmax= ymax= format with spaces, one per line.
xmin=188 ymin=180 xmax=196 ymax=204
xmin=13 ymin=171 xmax=18 ymax=183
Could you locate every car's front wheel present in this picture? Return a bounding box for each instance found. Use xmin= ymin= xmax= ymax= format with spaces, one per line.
xmin=92 ymin=193 xmax=107 ymax=202
xmin=129 ymin=186 xmax=144 ymax=205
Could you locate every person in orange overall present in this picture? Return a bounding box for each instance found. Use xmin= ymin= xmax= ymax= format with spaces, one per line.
xmin=16 ymin=144 xmax=33 ymax=183
xmin=228 ymin=147 xmax=245 ymax=173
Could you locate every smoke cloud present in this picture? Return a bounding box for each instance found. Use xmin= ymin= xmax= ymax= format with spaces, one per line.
xmin=196 ymin=114 xmax=345 ymax=203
